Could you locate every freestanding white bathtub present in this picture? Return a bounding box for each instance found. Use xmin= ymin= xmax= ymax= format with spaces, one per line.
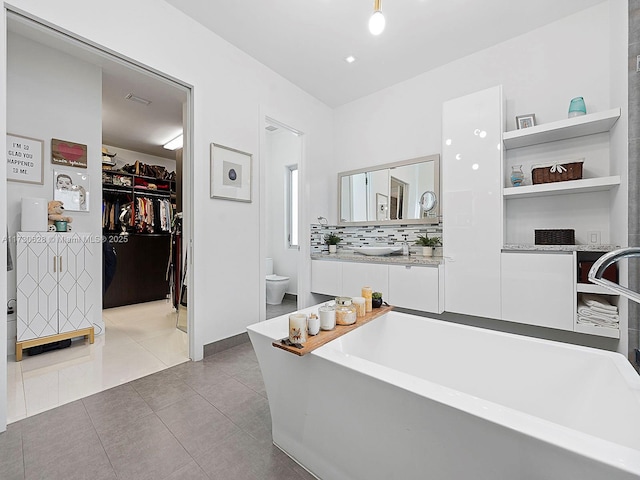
xmin=247 ymin=307 xmax=640 ymax=480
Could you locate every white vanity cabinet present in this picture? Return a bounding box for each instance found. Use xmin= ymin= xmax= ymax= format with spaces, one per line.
xmin=311 ymin=260 xmax=342 ymax=296
xmin=311 ymin=259 xmax=443 ymax=314
xmin=342 ymin=262 xmax=388 ymax=299
xmin=387 ymin=264 xmax=443 ymax=314
xmin=501 ymin=252 xmax=575 ymax=331
xmin=442 ymin=85 xmax=503 ymax=320
xmin=16 ymin=232 xmax=96 ymax=343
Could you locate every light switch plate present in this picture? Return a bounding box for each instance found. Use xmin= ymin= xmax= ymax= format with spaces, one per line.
xmin=588 ymin=231 xmax=601 ymax=245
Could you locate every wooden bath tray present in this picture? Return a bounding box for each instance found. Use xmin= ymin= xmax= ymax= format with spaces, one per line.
xmin=272 ymin=305 xmax=394 ymax=356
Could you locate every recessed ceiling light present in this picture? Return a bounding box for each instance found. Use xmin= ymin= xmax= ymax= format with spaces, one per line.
xmin=125 ymin=93 xmax=152 ymax=106
xmin=345 ymin=56 xmax=356 ymax=64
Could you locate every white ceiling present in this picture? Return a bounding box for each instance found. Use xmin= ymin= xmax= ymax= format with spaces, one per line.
xmin=8 ymin=1 xmax=606 ymax=159
xmin=8 ymin=13 xmax=186 ymax=160
xmin=164 ymin=0 xmax=607 ymax=107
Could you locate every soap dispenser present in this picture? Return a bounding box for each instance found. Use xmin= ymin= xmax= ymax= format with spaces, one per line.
xmin=402 ymin=234 xmax=409 ymax=256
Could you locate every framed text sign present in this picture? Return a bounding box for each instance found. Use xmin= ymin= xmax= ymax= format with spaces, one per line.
xmin=7 ymin=134 xmax=44 ymax=184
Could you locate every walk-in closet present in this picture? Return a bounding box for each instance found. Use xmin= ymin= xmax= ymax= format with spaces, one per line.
xmin=5 ymin=14 xmax=191 ymax=422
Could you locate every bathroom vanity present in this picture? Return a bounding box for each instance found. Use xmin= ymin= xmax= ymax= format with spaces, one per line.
xmin=310 ymin=253 xmax=444 ymax=314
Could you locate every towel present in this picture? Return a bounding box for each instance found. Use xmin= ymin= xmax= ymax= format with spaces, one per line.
xmin=577 ymin=315 xmax=619 ymax=329
xmin=577 ymin=302 xmax=618 ymax=321
xmin=580 ymin=294 xmax=618 ymax=313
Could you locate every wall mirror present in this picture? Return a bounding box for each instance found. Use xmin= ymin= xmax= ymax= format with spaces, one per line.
xmin=338 ymin=154 xmax=440 ymax=225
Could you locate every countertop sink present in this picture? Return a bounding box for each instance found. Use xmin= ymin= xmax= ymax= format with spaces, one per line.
xmin=352 ymin=246 xmax=403 ymax=256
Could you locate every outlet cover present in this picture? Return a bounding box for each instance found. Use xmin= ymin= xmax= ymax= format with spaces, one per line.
xmin=588 ymin=231 xmax=601 ymax=245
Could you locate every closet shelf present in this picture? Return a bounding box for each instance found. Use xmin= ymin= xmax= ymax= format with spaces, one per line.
xmin=502 ymin=108 xmax=620 ymax=150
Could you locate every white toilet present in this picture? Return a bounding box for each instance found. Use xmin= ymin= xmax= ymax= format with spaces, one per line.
xmin=266 ymin=258 xmax=290 ymax=305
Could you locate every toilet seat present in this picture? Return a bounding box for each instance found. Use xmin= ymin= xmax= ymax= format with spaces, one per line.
xmin=266 ymin=274 xmax=289 ymax=282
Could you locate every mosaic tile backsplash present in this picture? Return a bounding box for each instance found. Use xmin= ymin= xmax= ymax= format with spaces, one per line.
xmin=310 ymin=224 xmax=443 ymax=254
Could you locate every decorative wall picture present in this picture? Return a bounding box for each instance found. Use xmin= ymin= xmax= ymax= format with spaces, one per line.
xmin=210 ymin=143 xmax=252 ymax=202
xmin=515 ymin=114 xmax=536 ymax=129
xmin=6 ymin=134 xmax=44 ymax=184
xmin=53 ymin=170 xmax=90 ymax=212
xmin=51 ymin=138 xmax=87 ymax=168
xmin=376 ymin=193 xmax=388 ymax=222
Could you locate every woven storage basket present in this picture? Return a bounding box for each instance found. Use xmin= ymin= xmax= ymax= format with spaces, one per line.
xmin=535 ymin=229 xmax=575 ymax=245
xmin=531 ymin=160 xmax=583 ymax=185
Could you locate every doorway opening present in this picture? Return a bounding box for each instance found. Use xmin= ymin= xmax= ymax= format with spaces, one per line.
xmin=5 ymin=11 xmax=193 ymax=422
xmin=264 ymin=118 xmax=303 ymax=319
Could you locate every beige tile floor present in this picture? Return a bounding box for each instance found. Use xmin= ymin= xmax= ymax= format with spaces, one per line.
xmin=7 ymin=300 xmax=189 ymax=424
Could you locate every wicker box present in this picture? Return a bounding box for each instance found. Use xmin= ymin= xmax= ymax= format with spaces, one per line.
xmin=531 ymin=160 xmax=583 ymax=185
xmin=534 ymin=229 xmax=575 ymax=245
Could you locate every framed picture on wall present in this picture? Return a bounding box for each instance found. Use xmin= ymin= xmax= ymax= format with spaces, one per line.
xmin=210 ymin=143 xmax=252 ymax=202
xmin=376 ymin=193 xmax=388 ymax=222
xmin=6 ymin=134 xmax=44 ymax=184
xmin=51 ymin=138 xmax=87 ymax=168
xmin=53 ymin=169 xmax=90 ymax=212
xmin=515 ymin=114 xmax=536 ymax=129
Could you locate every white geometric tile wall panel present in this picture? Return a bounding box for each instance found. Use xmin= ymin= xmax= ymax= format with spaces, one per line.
xmin=16 ymin=232 xmax=95 ymax=341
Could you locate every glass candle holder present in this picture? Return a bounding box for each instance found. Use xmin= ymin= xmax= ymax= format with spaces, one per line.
xmin=568 ymin=96 xmax=586 ymax=118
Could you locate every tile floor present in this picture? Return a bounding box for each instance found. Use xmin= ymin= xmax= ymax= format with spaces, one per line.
xmin=0 ymin=342 xmax=314 ymax=480
xmin=266 ymin=297 xmax=297 ymax=320
xmin=7 ymin=300 xmax=189 ymax=423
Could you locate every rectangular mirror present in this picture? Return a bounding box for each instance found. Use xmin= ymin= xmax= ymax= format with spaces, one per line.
xmin=338 ymin=154 xmax=440 ymax=225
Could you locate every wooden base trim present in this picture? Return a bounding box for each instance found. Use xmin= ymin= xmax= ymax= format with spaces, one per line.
xmin=15 ymin=327 xmax=95 ymax=362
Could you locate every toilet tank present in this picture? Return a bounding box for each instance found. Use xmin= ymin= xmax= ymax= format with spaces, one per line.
xmin=266 ymin=257 xmax=273 ymax=276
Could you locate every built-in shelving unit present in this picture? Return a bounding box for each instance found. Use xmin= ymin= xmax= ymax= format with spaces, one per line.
xmin=577 ymin=283 xmax=619 ymax=295
xmin=574 ymin=322 xmax=620 ymax=339
xmin=502 ymin=108 xmax=621 ymax=150
xmin=501 ymin=107 xmax=623 ymax=340
xmin=503 ymin=175 xmax=621 ymax=199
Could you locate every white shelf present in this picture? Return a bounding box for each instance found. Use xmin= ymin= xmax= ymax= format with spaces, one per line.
xmin=503 ymin=108 xmax=620 ymax=150
xmin=503 ymin=176 xmax=620 ymax=199
xmin=576 ymin=283 xmax=620 ymax=295
xmin=574 ymin=322 xmax=620 ymax=339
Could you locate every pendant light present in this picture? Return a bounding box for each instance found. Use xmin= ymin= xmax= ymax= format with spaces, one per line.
xmin=368 ymin=0 xmax=385 ymax=35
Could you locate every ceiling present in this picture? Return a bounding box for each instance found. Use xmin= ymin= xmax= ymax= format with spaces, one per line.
xmin=8 ymin=13 xmax=186 ymax=160
xmin=164 ymin=0 xmax=606 ymax=107
xmin=8 ymin=1 xmax=605 ymax=159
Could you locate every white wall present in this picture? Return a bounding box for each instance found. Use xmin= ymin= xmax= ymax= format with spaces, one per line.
xmin=332 ymin=3 xmax=628 ymax=350
xmin=266 ymin=129 xmax=299 ymax=294
xmin=0 ymin=3 xmax=7 ymax=434
xmin=0 ymin=0 xmax=334 ymax=397
xmin=6 ymin=33 xmax=104 ymax=356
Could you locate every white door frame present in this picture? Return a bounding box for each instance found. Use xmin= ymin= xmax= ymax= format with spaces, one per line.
xmin=1 ymin=7 xmax=196 ymax=430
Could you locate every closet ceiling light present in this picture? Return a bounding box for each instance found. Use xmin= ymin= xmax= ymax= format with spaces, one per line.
xmin=125 ymin=93 xmax=152 ymax=106
xmin=368 ymin=0 xmax=385 ymax=35
xmin=163 ymin=134 xmax=183 ymax=150
xmin=345 ymin=56 xmax=356 ymax=63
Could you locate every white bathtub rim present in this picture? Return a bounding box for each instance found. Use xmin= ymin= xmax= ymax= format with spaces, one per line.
xmin=247 ymin=308 xmax=640 ymax=475
xmin=314 ymin=338 xmax=640 ymax=476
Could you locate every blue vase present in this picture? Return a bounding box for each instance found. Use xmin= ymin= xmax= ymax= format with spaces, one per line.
xmin=568 ymin=97 xmax=586 ymax=118
xmin=510 ymin=165 xmax=524 ymax=187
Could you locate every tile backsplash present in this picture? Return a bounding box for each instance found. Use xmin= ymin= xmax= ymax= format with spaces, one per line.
xmin=310 ymin=224 xmax=442 ymax=254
